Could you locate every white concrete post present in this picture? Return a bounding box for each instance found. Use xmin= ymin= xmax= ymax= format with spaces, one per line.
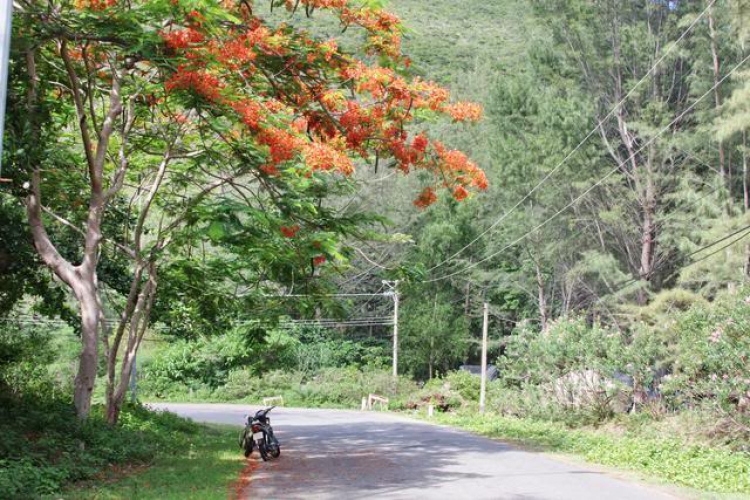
xmin=392 ymin=288 xmax=399 ymax=377
xmin=0 ymin=0 xmax=13 ymax=179
xmin=479 ymin=302 xmax=489 ymax=414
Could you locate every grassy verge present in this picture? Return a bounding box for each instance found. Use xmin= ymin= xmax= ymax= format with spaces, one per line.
xmin=0 ymin=394 xmax=201 ymax=498
xmin=63 ymin=425 xmax=245 ymax=500
xmin=428 ymin=411 xmax=750 ymax=495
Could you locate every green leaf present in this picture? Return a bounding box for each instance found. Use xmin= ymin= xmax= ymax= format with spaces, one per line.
xmin=207 ymin=221 xmax=225 ymax=241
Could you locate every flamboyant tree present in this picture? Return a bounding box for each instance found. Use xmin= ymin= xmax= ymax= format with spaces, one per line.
xmin=9 ymin=0 xmax=485 ymax=421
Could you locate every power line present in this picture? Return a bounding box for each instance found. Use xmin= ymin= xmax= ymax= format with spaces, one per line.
xmin=423 ymin=51 xmax=750 ymax=284
xmin=423 ymin=0 xmax=718 ymax=276
xmin=273 ymin=322 xmax=394 ymax=329
xmin=664 ymin=225 xmax=750 ymax=282
xmin=259 ymin=292 xmax=390 ymax=298
xmin=592 ymin=223 xmax=750 ymax=304
xmin=4 ymin=315 xmax=396 ymax=330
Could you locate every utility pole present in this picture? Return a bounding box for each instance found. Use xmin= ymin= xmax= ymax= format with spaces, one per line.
xmin=479 ymin=301 xmax=489 ymax=414
xmin=383 ymin=280 xmax=400 ymax=377
xmin=0 ymin=0 xmax=13 ymax=182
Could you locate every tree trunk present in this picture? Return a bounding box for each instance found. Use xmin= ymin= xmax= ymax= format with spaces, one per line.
xmin=708 ymin=3 xmax=726 ymax=185
xmin=25 ymin=45 xmax=123 ymax=420
xmin=639 ymin=181 xmax=656 ymax=281
xmin=743 ymin=132 xmax=750 ymax=282
xmin=106 ymin=263 xmax=157 ymax=425
xmin=74 ymin=283 xmax=100 ymax=419
xmin=638 ymin=147 xmax=657 ymax=305
xmin=535 ymin=261 xmax=548 ymax=332
xmin=744 ymin=130 xmax=748 ymax=212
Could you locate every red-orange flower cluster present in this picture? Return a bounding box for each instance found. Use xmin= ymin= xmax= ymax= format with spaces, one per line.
xmin=213 ymin=26 xmax=273 ymax=68
xmin=453 ymin=185 xmax=469 ymax=202
xmin=74 ymin=0 xmax=116 ymax=10
xmin=312 ymin=255 xmax=327 ymax=266
xmin=231 ymin=99 xmax=264 ymax=130
xmin=286 ymin=0 xmax=402 ymax=58
xmin=303 ymin=141 xmax=354 ymax=175
xmin=166 ymin=66 xmax=223 ymax=101
xmin=156 ymin=0 xmax=485 ymax=208
xmin=445 ymin=102 xmax=483 ymax=122
xmin=414 ymin=187 xmax=438 ymax=209
xmin=161 ymin=28 xmax=205 ymax=50
xmin=74 ymin=0 xmax=117 ymax=12
xmin=435 ymin=142 xmax=488 ymax=191
xmin=280 ymin=225 xmax=301 ymax=238
xmin=258 ymin=128 xmax=304 ymax=166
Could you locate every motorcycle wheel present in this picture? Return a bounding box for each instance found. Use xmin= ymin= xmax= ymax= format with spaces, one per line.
xmin=267 ymin=436 xmax=281 ymax=459
xmin=243 ymin=438 xmax=254 ymax=458
xmin=259 ymin=441 xmax=269 ymax=461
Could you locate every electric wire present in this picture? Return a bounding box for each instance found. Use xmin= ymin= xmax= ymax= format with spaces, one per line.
xmin=590 ymin=223 xmax=750 ymax=305
xmin=423 ymin=0 xmax=718 ymax=276
xmin=423 ymin=51 xmax=750 ymax=284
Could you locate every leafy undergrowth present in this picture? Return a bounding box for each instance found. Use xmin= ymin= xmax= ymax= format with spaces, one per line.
xmin=142 ymin=366 xmax=421 ymax=410
xmin=0 ymin=390 xmax=200 ymax=498
xmin=430 ymin=411 xmax=750 ymax=494
xmin=65 ymin=425 xmax=244 ymax=500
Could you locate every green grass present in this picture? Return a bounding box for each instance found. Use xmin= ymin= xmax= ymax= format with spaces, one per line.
xmin=63 ymin=425 xmax=245 ymax=500
xmin=428 ymin=411 xmax=750 ymax=495
xmin=0 ymin=392 xmax=207 ymax=498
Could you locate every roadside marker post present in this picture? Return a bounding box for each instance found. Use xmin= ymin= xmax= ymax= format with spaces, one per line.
xmin=263 ymin=396 xmax=284 ymax=406
xmin=366 ymin=393 xmax=389 ymax=411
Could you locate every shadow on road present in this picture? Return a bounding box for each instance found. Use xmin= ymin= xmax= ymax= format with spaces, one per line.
xmin=245 ymin=419 xmax=622 ymax=500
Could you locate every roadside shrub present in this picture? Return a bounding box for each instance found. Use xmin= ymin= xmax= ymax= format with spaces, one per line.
xmin=404 ymin=377 xmax=463 ymax=411
xmin=501 ymin=317 xmax=627 ymax=420
xmin=658 ymin=290 xmax=750 ymax=443
xmin=487 ymin=382 xmax=604 ymax=426
xmin=403 ymin=370 xmax=480 ymax=412
xmin=292 ymin=328 xmax=390 ymax=372
xmin=0 ymin=323 xmax=57 ymax=394
xmin=300 ymin=366 xmax=419 ymax=408
xmin=140 ymin=327 xmax=269 ymax=393
xmin=140 ymin=328 xmax=389 ymax=398
xmin=214 ymin=366 xmax=419 ymax=409
xmin=444 ymin=369 xmax=481 ymax=402
xmin=0 ymin=391 xmax=198 ymax=498
xmin=502 ymin=317 xmax=625 ymax=386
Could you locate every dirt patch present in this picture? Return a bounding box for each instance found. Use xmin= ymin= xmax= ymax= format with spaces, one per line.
xmin=230 ymin=457 xmax=259 ymax=500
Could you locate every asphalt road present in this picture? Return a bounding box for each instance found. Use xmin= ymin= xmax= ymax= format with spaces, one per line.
xmin=150 ymin=403 xmax=678 ymax=500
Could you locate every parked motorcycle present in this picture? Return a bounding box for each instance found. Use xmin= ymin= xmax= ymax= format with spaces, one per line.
xmin=239 ymin=406 xmax=281 ymax=461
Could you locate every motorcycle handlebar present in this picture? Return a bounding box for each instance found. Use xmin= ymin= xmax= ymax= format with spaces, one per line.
xmin=252 ymin=405 xmax=276 ymax=420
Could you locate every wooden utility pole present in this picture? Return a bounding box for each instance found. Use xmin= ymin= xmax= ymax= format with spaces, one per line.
xmin=384 ymin=280 xmax=400 ymax=377
xmin=479 ymin=301 xmax=489 ymax=414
